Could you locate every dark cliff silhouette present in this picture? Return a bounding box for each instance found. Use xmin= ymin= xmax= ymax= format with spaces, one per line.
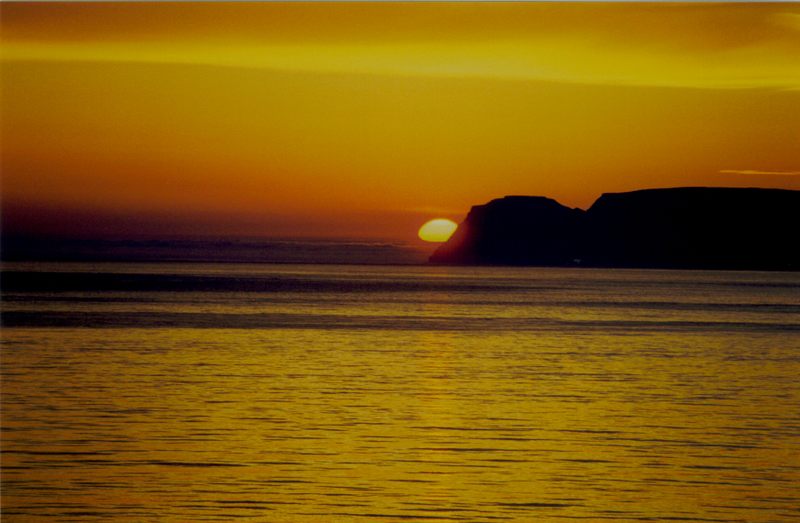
xmin=430 ymin=187 xmax=800 ymax=270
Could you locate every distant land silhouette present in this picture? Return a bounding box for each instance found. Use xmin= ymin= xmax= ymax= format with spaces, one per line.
xmin=430 ymin=187 xmax=800 ymax=270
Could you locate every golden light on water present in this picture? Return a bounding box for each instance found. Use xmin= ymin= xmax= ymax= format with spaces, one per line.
xmin=3 ymin=265 xmax=800 ymax=520
xmin=418 ymin=218 xmax=458 ymax=243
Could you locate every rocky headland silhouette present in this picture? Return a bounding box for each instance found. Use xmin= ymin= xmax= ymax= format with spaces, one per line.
xmin=430 ymin=187 xmax=800 ymax=270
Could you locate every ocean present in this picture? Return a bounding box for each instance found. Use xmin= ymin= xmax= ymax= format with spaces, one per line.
xmin=2 ymin=262 xmax=799 ymax=522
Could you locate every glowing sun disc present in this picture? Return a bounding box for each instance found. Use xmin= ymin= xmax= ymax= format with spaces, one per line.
xmin=418 ymin=218 xmax=458 ymax=242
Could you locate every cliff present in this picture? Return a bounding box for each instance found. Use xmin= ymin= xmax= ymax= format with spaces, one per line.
xmin=430 ymin=187 xmax=800 ymax=270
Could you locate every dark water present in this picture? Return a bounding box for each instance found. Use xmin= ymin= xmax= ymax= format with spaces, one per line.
xmin=2 ymin=263 xmax=799 ymax=522
xmin=0 ymin=237 xmax=430 ymax=265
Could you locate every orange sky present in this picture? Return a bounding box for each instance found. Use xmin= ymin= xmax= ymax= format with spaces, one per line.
xmin=2 ymin=2 xmax=799 ymax=241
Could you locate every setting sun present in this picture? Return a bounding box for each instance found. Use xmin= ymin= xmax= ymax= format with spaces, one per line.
xmin=418 ymin=218 xmax=458 ymax=243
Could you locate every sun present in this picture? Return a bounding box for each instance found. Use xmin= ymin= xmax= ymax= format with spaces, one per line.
xmin=418 ymin=218 xmax=458 ymax=243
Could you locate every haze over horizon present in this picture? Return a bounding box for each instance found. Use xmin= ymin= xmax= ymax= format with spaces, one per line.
xmin=2 ymin=2 xmax=799 ymax=242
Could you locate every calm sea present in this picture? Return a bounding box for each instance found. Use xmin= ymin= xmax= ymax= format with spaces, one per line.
xmin=2 ymin=262 xmax=799 ymax=522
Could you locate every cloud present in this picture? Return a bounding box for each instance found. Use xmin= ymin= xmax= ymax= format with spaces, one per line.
xmin=3 ymin=4 xmax=800 ymax=91
xmin=4 ymin=36 xmax=800 ymax=91
xmin=719 ymin=169 xmax=800 ymax=176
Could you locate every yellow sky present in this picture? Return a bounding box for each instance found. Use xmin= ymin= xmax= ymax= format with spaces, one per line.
xmin=2 ymin=2 xmax=799 ymax=240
